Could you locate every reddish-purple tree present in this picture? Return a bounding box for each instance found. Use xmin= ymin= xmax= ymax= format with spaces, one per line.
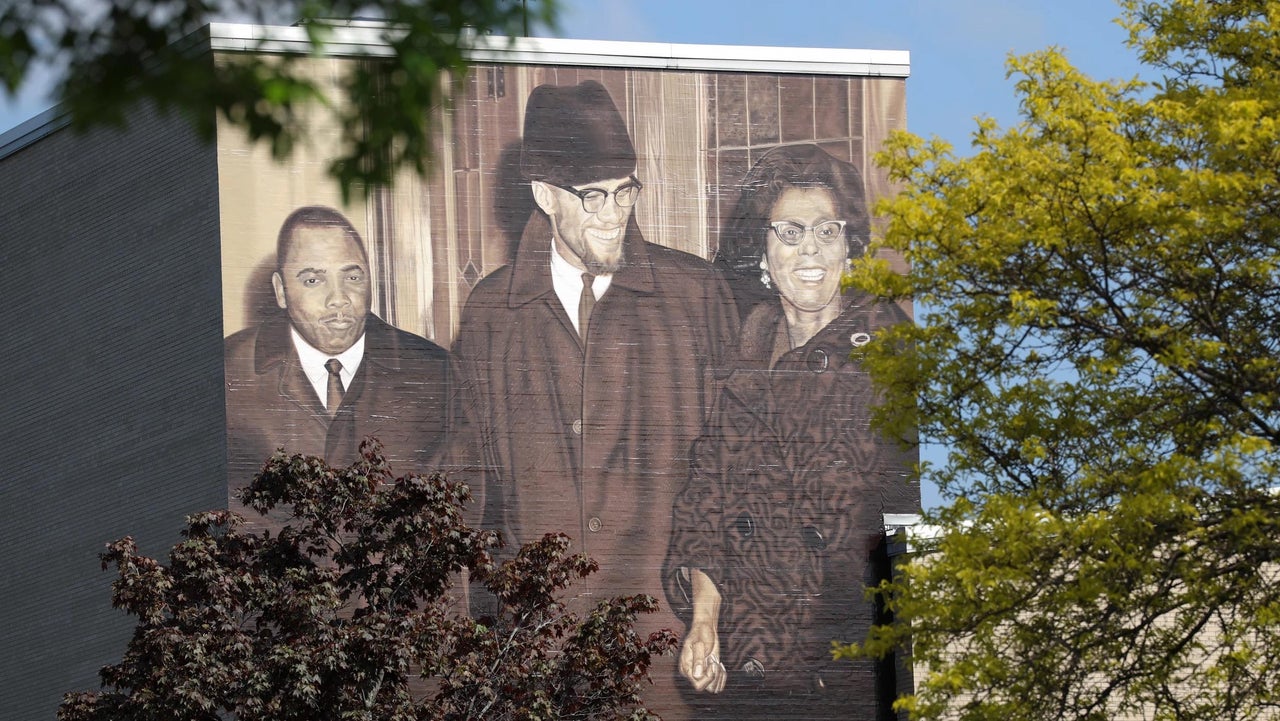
xmin=59 ymin=440 xmax=675 ymax=721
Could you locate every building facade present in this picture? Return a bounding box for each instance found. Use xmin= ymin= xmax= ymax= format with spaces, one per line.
xmin=0 ymin=25 xmax=916 ymax=719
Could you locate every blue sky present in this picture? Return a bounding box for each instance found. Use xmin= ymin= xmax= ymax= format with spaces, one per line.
xmin=0 ymin=1 xmax=1149 ymax=509
xmin=550 ymin=0 xmax=1146 ymax=152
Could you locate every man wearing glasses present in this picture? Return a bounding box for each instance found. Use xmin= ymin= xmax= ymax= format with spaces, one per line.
xmin=449 ymin=80 xmax=737 ymax=719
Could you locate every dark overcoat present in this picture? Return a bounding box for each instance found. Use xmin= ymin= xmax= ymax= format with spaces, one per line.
xmin=224 ymin=313 xmax=450 ymax=490
xmin=449 ymin=212 xmax=738 ymax=636
xmin=666 ymin=296 xmax=920 ymax=720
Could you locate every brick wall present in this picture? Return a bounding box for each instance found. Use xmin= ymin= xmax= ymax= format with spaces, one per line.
xmin=0 ymin=103 xmax=225 ymax=718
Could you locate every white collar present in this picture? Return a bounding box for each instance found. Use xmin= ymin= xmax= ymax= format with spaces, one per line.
xmin=549 ymin=237 xmax=612 ymax=334
xmin=290 ymin=326 xmax=366 ymax=408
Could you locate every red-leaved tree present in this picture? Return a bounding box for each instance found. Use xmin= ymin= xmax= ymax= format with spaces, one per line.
xmin=59 ymin=440 xmax=675 ymax=720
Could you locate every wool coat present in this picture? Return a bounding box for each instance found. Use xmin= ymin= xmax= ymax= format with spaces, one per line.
xmin=666 ymin=296 xmax=920 ymax=720
xmin=449 ymin=212 xmax=738 ymax=633
xmin=224 ymin=313 xmax=450 ymax=491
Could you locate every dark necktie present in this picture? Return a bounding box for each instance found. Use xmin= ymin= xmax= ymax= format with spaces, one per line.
xmin=324 ymin=358 xmax=345 ymax=415
xmin=579 ymin=272 xmax=596 ymax=340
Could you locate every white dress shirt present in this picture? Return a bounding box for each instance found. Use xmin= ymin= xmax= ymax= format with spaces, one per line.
xmin=290 ymin=327 xmax=366 ymax=410
xmin=550 ymin=237 xmax=613 ymax=334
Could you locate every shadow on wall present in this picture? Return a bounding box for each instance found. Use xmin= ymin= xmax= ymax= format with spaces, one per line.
xmin=494 ymin=141 xmax=537 ymax=263
xmin=244 ymin=255 xmax=285 ymax=330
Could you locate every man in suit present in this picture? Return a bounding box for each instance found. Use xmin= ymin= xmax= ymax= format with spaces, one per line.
xmin=224 ymin=206 xmax=450 ymax=495
xmin=449 ymin=80 xmax=738 ymax=719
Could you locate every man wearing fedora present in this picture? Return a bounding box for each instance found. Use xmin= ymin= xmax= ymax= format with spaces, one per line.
xmin=449 ymin=80 xmax=737 ymax=717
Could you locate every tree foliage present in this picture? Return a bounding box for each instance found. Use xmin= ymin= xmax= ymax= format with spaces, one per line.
xmin=1 ymin=0 xmax=557 ymax=199
xmin=58 ymin=440 xmax=675 ymax=721
xmin=843 ymin=0 xmax=1280 ymax=719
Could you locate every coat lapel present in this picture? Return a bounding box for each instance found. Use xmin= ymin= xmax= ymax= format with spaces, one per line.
xmin=253 ymin=314 xmax=331 ymax=423
xmin=336 ymin=315 xmax=401 ymax=416
xmin=508 ymin=212 xmax=579 ymax=345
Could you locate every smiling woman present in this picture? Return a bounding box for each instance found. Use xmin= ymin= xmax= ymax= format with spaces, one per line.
xmin=666 ymin=144 xmax=919 ymax=720
xmin=715 ymin=144 xmax=873 ymax=321
xmin=765 ymin=186 xmax=850 ymax=344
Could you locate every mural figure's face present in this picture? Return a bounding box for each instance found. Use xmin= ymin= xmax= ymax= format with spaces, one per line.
xmin=272 ymin=224 xmax=371 ymax=355
xmin=766 ymin=186 xmax=849 ymax=316
xmin=534 ymin=174 xmax=637 ymax=275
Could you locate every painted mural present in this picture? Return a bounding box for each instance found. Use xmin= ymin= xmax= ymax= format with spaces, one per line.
xmin=219 ymin=57 xmax=919 ymax=721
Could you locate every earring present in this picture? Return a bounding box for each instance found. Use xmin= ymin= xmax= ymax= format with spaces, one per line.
xmin=849 ymin=235 xmax=867 ymax=258
xmin=759 ymin=257 xmax=771 ymax=289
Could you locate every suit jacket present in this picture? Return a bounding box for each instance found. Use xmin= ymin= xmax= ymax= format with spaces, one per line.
xmin=449 ymin=212 xmax=738 ymax=636
xmin=224 ymin=313 xmax=450 ymax=497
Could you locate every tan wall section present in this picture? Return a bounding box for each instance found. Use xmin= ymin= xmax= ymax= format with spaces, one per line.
xmin=215 ymin=55 xmax=373 ymax=337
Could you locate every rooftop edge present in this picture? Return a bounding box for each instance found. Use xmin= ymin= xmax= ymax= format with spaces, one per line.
xmin=2 ymin=22 xmax=909 ymax=161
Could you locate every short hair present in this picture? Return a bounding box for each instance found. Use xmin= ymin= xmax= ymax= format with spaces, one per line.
xmin=717 ymin=145 xmax=869 ymax=284
xmin=275 ymin=206 xmax=368 ymax=271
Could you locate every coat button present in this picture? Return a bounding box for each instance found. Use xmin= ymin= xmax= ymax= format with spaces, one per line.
xmin=572 ymin=419 xmax=583 ymax=435
xmin=802 ymin=525 xmax=827 ymax=550
xmin=734 ymin=513 xmax=754 ymax=538
xmin=807 ymin=348 xmax=829 ymax=372
xmin=742 ymin=658 xmax=765 ymax=681
xmin=588 ymin=516 xmax=603 ymax=532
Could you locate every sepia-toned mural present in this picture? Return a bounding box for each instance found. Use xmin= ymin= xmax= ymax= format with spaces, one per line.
xmin=219 ymin=55 xmax=918 ymax=721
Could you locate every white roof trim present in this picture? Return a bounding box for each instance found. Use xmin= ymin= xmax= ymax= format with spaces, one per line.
xmin=0 ymin=107 xmax=70 ymax=160
xmin=207 ymin=22 xmax=910 ymax=77
xmin=3 ymin=23 xmax=909 ymax=158
xmin=884 ymin=513 xmax=946 ymax=556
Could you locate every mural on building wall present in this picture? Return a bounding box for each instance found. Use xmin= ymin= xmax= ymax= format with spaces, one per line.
xmin=219 ymin=58 xmax=918 ymax=721
xmin=223 ymin=206 xmax=451 ymax=485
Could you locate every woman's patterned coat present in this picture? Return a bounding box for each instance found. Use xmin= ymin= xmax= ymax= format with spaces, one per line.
xmin=666 ymin=294 xmax=919 ymax=718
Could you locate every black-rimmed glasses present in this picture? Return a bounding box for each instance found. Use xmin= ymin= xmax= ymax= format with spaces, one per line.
xmin=546 ymin=176 xmax=644 ymax=213
xmin=769 ymin=220 xmax=847 ymax=246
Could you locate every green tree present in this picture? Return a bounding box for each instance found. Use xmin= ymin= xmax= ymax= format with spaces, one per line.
xmin=0 ymin=0 xmax=557 ymax=198
xmin=58 ymin=440 xmax=675 ymax=721
xmin=843 ymin=0 xmax=1280 ymax=718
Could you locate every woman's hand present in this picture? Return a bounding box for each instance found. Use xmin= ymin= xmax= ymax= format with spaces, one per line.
xmin=680 ymin=618 xmax=726 ymax=692
xmin=679 ymin=568 xmax=726 ymax=693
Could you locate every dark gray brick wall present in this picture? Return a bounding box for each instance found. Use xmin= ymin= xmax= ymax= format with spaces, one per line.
xmin=0 ymin=104 xmax=225 ymax=719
